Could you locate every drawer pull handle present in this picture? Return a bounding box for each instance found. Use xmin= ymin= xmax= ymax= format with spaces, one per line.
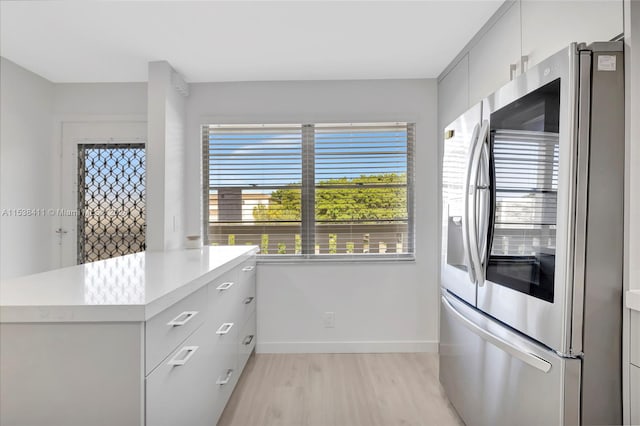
xmin=167 ymin=311 xmax=198 ymax=327
xmin=243 ymin=335 xmax=255 ymax=345
xmin=242 ymin=265 xmax=255 ymax=272
xmin=216 ymin=322 xmax=234 ymax=335
xmin=243 ymin=296 xmax=255 ymax=305
xmin=216 ymin=282 xmax=234 ymax=291
xmin=167 ymin=346 xmax=199 ymax=366
xmin=216 ymin=368 xmax=234 ymax=385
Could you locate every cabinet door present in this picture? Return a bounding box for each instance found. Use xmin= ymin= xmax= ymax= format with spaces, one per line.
xmin=146 ymin=285 xmax=207 ymax=375
xmin=468 ymin=1 xmax=521 ymax=106
xmin=146 ymin=323 xmax=217 ymax=426
xmin=438 ymin=54 xmax=469 ymax=133
xmin=632 ymin=364 xmax=640 ymax=425
xmin=238 ymin=311 xmax=257 ymax=373
xmin=521 ymin=0 xmax=623 ymax=70
xmin=211 ymin=329 xmax=241 ymax=424
xmin=632 ymin=311 xmax=640 ymax=367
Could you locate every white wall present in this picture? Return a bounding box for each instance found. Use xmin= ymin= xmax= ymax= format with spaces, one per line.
xmin=0 ymin=58 xmax=55 ymax=279
xmin=185 ymin=79 xmax=439 ymax=352
xmin=52 ymin=82 xmax=147 ymax=268
xmin=53 ymin=83 xmax=147 ymax=116
xmin=0 ymin=58 xmax=148 ymax=278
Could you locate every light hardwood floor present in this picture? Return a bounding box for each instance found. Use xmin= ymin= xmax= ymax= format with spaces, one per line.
xmin=218 ymin=353 xmax=464 ymax=426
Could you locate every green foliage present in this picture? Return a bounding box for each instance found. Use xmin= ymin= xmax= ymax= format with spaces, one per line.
xmin=294 ymin=234 xmax=302 ymax=254
xmin=261 ymin=234 xmax=269 ymax=254
xmin=228 ymin=234 xmax=235 ymax=245
xmin=328 ymin=234 xmax=337 ymax=254
xmin=277 ymin=242 xmax=287 ymax=254
xmin=253 ymin=187 xmax=301 ymax=221
xmin=346 ymin=241 xmax=354 ymax=254
xmin=252 ymin=174 xmax=407 ymax=221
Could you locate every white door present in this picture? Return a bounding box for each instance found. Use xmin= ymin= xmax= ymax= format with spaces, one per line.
xmin=60 ymin=122 xmax=146 ymax=267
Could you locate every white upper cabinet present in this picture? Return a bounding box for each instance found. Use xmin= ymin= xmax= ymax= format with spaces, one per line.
xmin=438 ymin=54 xmax=469 ymax=131
xmin=521 ymin=0 xmax=623 ymax=70
xmin=468 ymin=1 xmax=522 ymax=106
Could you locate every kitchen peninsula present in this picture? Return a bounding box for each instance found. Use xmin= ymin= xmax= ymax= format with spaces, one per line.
xmin=0 ymin=245 xmax=258 ymax=426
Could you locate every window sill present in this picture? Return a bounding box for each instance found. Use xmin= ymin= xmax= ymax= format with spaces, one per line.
xmin=256 ymin=254 xmax=416 ymax=265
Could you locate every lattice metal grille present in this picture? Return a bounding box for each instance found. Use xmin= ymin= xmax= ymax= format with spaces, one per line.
xmin=77 ymin=143 xmax=146 ymax=264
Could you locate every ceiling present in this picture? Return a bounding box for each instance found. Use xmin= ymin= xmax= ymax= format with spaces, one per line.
xmin=0 ymin=1 xmax=503 ymax=83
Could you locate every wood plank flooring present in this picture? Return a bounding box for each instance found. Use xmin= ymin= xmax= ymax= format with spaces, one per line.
xmin=218 ymin=353 xmax=464 ymax=426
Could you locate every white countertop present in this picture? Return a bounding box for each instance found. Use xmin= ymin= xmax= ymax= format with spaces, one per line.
xmin=0 ymin=246 xmax=258 ymax=323
xmin=627 ymin=290 xmax=640 ymax=312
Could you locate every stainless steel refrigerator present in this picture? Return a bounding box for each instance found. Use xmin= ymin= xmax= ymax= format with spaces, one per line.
xmin=439 ymin=42 xmax=624 ymax=426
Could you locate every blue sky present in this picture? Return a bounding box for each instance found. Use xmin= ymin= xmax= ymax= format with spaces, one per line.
xmin=207 ymin=130 xmax=408 ymax=189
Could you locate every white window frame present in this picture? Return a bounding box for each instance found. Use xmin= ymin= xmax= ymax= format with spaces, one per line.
xmin=202 ymin=122 xmax=415 ymax=261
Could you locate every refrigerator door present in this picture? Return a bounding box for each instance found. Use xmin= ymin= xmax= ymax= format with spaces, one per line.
xmin=439 ymin=291 xmax=580 ymax=426
xmin=441 ymin=103 xmax=482 ymax=306
xmin=477 ymin=44 xmax=578 ymax=353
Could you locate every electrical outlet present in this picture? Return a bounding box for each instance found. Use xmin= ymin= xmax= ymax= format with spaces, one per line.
xmin=323 ymin=312 xmax=335 ymax=328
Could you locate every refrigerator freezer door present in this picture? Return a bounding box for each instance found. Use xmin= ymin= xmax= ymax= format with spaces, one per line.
xmin=478 ymin=44 xmax=577 ymax=354
xmin=441 ymin=103 xmax=482 ymax=306
xmin=439 ymin=291 xmax=580 ymax=426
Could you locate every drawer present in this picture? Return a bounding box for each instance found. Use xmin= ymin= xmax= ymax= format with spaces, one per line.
xmin=237 ymin=258 xmax=256 ymax=287
xmin=632 ymin=364 xmax=640 ymax=426
xmin=211 ymin=335 xmax=239 ymax=424
xmin=145 ymin=285 xmax=207 ymax=375
xmin=238 ymin=310 xmax=256 ymax=373
xmin=631 ymin=310 xmax=639 ymax=367
xmin=237 ymin=268 xmax=256 ymax=326
xmin=208 ymin=267 xmax=241 ymax=315
xmin=146 ymin=322 xmax=217 ymax=426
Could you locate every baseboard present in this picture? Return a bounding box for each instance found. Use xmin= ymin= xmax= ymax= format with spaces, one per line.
xmin=256 ymin=340 xmax=438 ymax=354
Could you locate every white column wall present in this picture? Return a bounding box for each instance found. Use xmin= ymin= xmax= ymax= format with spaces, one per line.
xmin=146 ymin=61 xmax=187 ymax=251
xmin=0 ymin=58 xmax=55 ymax=279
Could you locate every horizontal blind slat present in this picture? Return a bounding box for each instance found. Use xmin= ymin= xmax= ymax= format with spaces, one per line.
xmin=203 ymin=122 xmax=413 ymax=256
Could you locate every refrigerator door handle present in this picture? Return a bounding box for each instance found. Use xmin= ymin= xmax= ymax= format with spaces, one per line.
xmin=462 ymin=123 xmax=481 ymax=284
xmin=478 ymin=140 xmax=491 ymax=268
xmin=468 ymin=120 xmax=490 ymax=286
xmin=441 ymin=295 xmax=552 ymax=373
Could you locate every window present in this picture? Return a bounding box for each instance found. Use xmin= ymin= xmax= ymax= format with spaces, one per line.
xmin=78 ymin=143 xmax=146 ymax=264
xmin=203 ymin=122 xmax=414 ymax=259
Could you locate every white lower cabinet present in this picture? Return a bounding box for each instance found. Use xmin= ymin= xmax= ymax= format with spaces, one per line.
xmin=631 ymin=311 xmax=639 ymax=367
xmin=631 ymin=310 xmax=639 ymax=425
xmin=211 ymin=351 xmax=239 ymax=422
xmin=146 ymin=317 xmax=242 ymax=426
xmin=146 ymin=322 xmax=217 ymax=426
xmin=631 ymin=364 xmax=640 ymax=425
xmin=146 ymin=256 xmax=257 ymax=426
xmin=238 ymin=311 xmax=257 ymax=373
xmin=0 ymin=254 xmax=257 ymax=426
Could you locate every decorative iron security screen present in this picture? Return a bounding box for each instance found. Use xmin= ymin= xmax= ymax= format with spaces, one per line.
xmin=77 ymin=143 xmax=146 ymax=264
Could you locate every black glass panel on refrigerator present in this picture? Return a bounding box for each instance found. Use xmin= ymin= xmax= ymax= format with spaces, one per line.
xmin=486 ymin=79 xmax=560 ymax=303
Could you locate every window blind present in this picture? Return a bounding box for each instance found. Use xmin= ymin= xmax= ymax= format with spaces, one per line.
xmin=313 ymin=123 xmax=414 ymax=255
xmin=203 ymin=122 xmax=415 ymax=258
xmin=491 ymin=129 xmax=559 ymax=256
xmin=203 ymin=124 xmax=302 ymax=252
